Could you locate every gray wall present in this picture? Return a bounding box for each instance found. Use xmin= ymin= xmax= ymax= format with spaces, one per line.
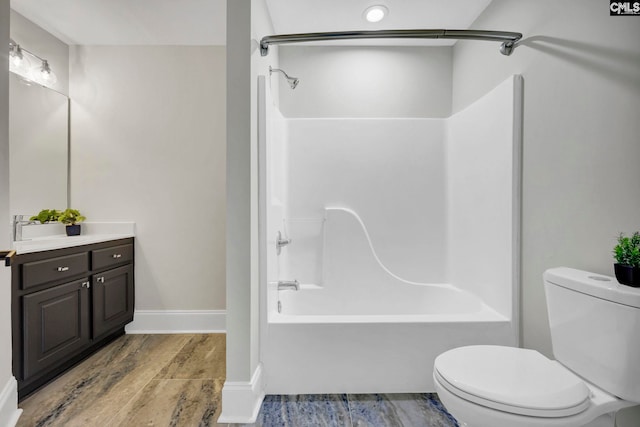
xmin=10 ymin=10 xmax=69 ymax=95
xmin=222 ymin=0 xmax=277 ymax=415
xmin=279 ymin=46 xmax=452 ymax=118
xmin=1 ymin=0 xmax=18 ymax=423
xmin=70 ymin=45 xmax=227 ymax=311
xmin=226 ymin=0 xmax=253 ymax=382
xmin=452 ymin=0 xmax=640 ymax=359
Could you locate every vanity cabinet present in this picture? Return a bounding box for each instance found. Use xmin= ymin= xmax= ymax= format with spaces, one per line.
xmin=12 ymin=238 xmax=134 ymax=398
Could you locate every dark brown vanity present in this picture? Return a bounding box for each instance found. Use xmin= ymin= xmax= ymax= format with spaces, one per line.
xmin=11 ymin=237 xmax=135 ymax=398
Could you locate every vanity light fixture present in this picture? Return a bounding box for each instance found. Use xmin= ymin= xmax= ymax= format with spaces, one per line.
xmin=364 ymin=5 xmax=388 ymax=23
xmin=8 ymin=39 xmax=57 ymax=86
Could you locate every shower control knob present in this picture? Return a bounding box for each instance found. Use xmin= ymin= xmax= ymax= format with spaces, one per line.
xmin=276 ymin=231 xmax=292 ymax=255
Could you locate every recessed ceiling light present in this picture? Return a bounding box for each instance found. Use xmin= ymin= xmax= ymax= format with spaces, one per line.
xmin=364 ymin=5 xmax=388 ymax=23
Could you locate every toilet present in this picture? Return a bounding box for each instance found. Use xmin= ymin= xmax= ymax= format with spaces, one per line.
xmin=433 ymin=267 xmax=640 ymax=427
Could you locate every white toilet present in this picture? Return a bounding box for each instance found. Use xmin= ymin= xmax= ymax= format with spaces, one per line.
xmin=433 ymin=267 xmax=640 ymax=427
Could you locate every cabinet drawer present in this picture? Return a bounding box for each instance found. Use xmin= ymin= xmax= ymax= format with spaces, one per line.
xmin=92 ymin=244 xmax=133 ymax=271
xmin=22 ymin=253 xmax=89 ymax=290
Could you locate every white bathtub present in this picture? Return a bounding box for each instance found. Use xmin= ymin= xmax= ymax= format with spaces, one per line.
xmin=263 ymin=208 xmax=516 ymax=394
xmin=265 ymin=285 xmax=512 ymax=394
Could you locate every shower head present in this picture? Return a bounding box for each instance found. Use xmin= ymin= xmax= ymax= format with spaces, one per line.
xmin=269 ymin=66 xmax=299 ymax=90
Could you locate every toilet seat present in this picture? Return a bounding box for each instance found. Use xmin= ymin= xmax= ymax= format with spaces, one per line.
xmin=434 ymin=345 xmax=591 ymax=418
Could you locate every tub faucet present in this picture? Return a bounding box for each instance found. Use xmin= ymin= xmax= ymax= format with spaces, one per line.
xmin=13 ymin=215 xmax=36 ymax=242
xmin=277 ymin=280 xmax=299 ymax=291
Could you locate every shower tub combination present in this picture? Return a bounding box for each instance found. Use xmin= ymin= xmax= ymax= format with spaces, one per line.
xmin=259 ymin=75 xmax=523 ymax=394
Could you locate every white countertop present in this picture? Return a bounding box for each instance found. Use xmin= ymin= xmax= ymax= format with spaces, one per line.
xmin=13 ymin=222 xmax=135 ymax=254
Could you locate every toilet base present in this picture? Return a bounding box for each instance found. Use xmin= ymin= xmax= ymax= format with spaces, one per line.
xmin=583 ymin=414 xmax=615 ymax=427
xmin=434 ymin=373 xmax=627 ymax=427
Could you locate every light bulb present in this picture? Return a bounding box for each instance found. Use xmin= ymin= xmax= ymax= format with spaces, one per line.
xmin=10 ymin=54 xmax=22 ymax=68
xmin=37 ymin=60 xmax=57 ymax=85
xmin=364 ymin=5 xmax=388 ymax=23
xmin=9 ymin=44 xmax=32 ymax=78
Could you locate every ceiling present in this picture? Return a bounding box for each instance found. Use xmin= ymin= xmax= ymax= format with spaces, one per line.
xmin=10 ymin=0 xmax=491 ymax=46
xmin=10 ymin=0 xmax=227 ymax=45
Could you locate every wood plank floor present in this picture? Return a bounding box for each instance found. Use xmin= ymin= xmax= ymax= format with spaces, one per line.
xmin=18 ymin=334 xmax=227 ymax=427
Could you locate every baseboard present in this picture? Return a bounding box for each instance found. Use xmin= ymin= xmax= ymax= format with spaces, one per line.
xmin=217 ymin=363 xmax=265 ymax=423
xmin=124 ymin=310 xmax=226 ymax=334
xmin=0 ymin=377 xmax=22 ymax=427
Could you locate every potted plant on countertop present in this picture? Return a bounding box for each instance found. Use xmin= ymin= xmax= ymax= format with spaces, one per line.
xmin=59 ymin=208 xmax=86 ymax=236
xmin=613 ymin=231 xmax=640 ymax=287
xmin=30 ymin=209 xmax=61 ymax=224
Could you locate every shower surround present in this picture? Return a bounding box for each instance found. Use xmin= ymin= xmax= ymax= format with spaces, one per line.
xmin=260 ymin=75 xmax=522 ymax=394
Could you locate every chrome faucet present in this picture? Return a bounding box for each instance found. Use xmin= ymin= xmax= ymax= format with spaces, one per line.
xmin=12 ymin=215 xmax=36 ymax=242
xmin=277 ymin=280 xmax=300 ymax=291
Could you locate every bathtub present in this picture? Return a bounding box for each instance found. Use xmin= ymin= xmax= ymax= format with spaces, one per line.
xmin=263 ymin=208 xmax=516 ymax=394
xmin=265 ymin=286 xmax=512 ymax=394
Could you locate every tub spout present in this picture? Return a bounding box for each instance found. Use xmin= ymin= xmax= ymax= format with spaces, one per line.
xmin=278 ymin=280 xmax=300 ymax=291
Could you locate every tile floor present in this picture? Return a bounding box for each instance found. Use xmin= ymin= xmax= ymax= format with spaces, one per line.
xmin=18 ymin=333 xmax=459 ymax=427
xmin=245 ymin=394 xmax=459 ymax=427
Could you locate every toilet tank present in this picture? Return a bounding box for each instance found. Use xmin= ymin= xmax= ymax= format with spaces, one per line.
xmin=544 ymin=267 xmax=640 ymax=402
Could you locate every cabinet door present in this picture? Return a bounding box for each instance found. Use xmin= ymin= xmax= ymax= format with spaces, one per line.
xmin=93 ymin=265 xmax=134 ymax=338
xmin=23 ymin=279 xmax=90 ymax=380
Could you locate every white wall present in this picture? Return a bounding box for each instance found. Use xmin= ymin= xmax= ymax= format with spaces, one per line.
xmin=265 ymin=90 xmax=286 ymax=286
xmin=452 ymin=0 xmax=640 ymax=359
xmin=285 ymin=118 xmax=447 ymax=284
xmin=70 ymin=46 xmax=226 ymax=312
xmin=279 ymin=46 xmax=452 ymax=118
xmin=10 ymin=10 xmax=69 ymax=95
xmin=249 ymin=0 xmax=278 ymax=379
xmin=447 ymin=75 xmax=521 ymax=320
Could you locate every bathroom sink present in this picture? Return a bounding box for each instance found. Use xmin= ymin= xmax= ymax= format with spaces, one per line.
xmin=13 ymin=222 xmax=136 ymax=254
xmin=13 ymin=234 xmax=133 ymax=254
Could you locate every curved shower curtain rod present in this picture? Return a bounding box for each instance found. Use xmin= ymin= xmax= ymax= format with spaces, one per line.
xmin=260 ymin=29 xmax=522 ymax=57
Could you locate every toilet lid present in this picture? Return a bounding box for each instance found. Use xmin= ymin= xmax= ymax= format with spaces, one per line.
xmin=434 ymin=345 xmax=591 ymax=418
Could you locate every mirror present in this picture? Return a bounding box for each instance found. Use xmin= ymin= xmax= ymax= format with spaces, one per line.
xmin=9 ymin=72 xmax=69 ymax=216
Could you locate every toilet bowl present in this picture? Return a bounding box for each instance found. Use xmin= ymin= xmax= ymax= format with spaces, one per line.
xmin=433 ymin=345 xmax=631 ymax=427
xmin=432 ymin=268 xmax=640 ymax=427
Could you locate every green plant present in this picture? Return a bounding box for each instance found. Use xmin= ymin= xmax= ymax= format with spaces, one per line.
xmin=613 ymin=232 xmax=640 ymax=268
xmin=30 ymin=209 xmax=61 ymax=224
xmin=58 ymin=209 xmax=86 ymax=226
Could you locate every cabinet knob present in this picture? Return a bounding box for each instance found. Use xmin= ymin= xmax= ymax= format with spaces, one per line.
xmin=81 ymin=281 xmax=91 ymax=288
xmin=112 ymin=254 xmax=122 ymax=259
xmin=57 ymin=266 xmax=70 ymax=272
xmin=97 ymin=277 xmax=105 ymax=284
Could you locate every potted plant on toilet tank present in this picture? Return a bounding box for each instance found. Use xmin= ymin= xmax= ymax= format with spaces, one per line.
xmin=59 ymin=208 xmax=86 ymax=236
xmin=613 ymin=231 xmax=640 ymax=287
